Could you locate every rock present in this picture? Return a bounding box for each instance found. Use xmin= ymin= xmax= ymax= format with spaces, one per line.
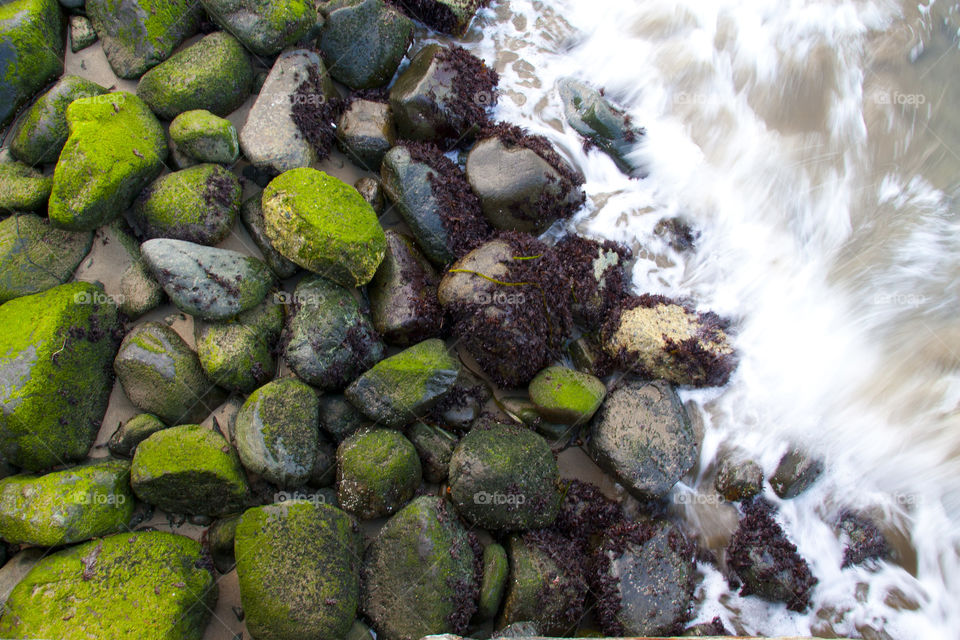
xmin=8 ymin=75 xmax=107 ymax=165
xmin=234 ymin=378 xmax=319 ymax=487
xmin=494 ymin=622 xmax=540 ymax=638
xmin=114 ymin=321 xmax=225 ymax=424
xmin=592 ymin=522 xmax=696 ymax=636
xmin=108 ymin=412 xmax=169 ymax=457
xmin=49 ymin=92 xmax=168 ymax=231
xmin=130 ymin=164 xmax=241 ymax=244
xmin=318 ymin=394 xmax=368 ymax=442
xmin=337 ymin=98 xmax=396 ymax=169
xmin=69 ymin=14 xmax=96 ymax=52
xmin=727 ymin=499 xmax=817 ymax=611
xmin=714 ymin=450 xmax=763 ymax=502
xmin=466 ymin=124 xmax=585 ymax=233
xmin=588 ymin=379 xmax=697 ymax=500
xmin=381 ymin=142 xmax=490 ymax=265
xmin=239 ymin=50 xmax=336 ymax=174
xmin=239 ymin=194 xmax=298 ymax=278
xmin=0 ymin=162 xmax=51 ymax=211
xmin=427 ymin=367 xmax=491 ymax=430
xmin=141 ymin=238 xmax=274 ymax=320
xmin=0 ymin=459 xmax=134 ymax=546
xmin=0 ymin=0 xmax=64 ymax=130
xmin=194 ymin=298 xmax=284 ymax=393
xmin=0 ymin=214 xmax=92 ymax=303
xmin=86 ymin=0 xmax=201 ymax=79
xmin=558 ymin=77 xmax=647 ymax=177
xmin=345 ymin=338 xmax=459 ymax=428
xmin=336 ymin=428 xmax=421 ymax=519
xmin=309 ymin=437 xmax=336 ymax=487
xmin=207 ymin=514 xmax=239 ymax=573
xmin=319 ymin=0 xmax=412 ymax=89
xmin=554 ymin=234 xmax=631 ymax=330
xmin=361 ymin=496 xmax=478 ymax=640
xmin=528 ymin=366 xmax=606 ymax=425
xmin=568 ymin=335 xmax=617 ymax=378
xmin=169 ymin=110 xmax=240 ymax=164
xmin=131 ymin=423 xmax=250 ymax=515
xmin=406 ymin=421 xmax=457 ymax=484
xmin=235 ymin=500 xmax=361 ymax=640
xmin=654 ymin=216 xmax=699 ymax=252
xmin=837 ymin=511 xmax=890 ymax=567
xmin=0 ymin=531 xmax=216 ymax=639
xmin=369 ymin=230 xmax=444 ymax=345
xmin=355 ymin=176 xmax=385 ymax=214
xmin=389 ymin=43 xmax=498 ymax=142
xmin=770 ymin=447 xmax=824 ymax=499
xmin=0 ymin=549 xmax=44 ymax=612
xmin=391 ymin=0 xmax=480 ymax=35
xmin=104 ymin=219 xmax=164 ymax=317
xmin=448 ymin=422 xmax=561 ymax=530
xmin=200 ymin=0 xmax=316 ymax=56
xmin=602 ymin=294 xmax=736 ymax=387
xmin=0 ymin=282 xmax=121 ymax=470
xmin=262 ymin=167 xmax=386 ymax=287
xmin=477 ymin=542 xmax=508 ymax=622
xmin=281 ymin=275 xmax=384 ymax=390
xmin=137 ymin=32 xmax=253 ymax=120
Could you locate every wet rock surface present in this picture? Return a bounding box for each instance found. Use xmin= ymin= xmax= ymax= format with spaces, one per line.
xmin=0 ymin=214 xmax=92 ymax=303
xmin=336 ymin=427 xmax=421 ymax=519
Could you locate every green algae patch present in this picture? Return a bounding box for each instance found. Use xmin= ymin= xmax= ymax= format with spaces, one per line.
xmin=108 ymin=412 xmax=169 ymax=457
xmin=169 ymin=109 xmax=240 ymax=164
xmin=0 ymin=161 xmax=52 ymax=211
xmin=336 ymin=428 xmax=421 ymax=519
xmin=0 ymin=0 xmax=64 ymax=130
xmin=195 ymin=298 xmax=284 ymax=393
xmin=528 ymin=365 xmax=606 ymax=425
xmin=48 ymin=92 xmax=168 ymax=231
xmin=262 ymin=168 xmax=386 ymax=287
xmin=0 ymin=213 xmax=93 ymax=303
xmin=0 ymin=458 xmax=133 ymax=546
xmin=0 ymin=531 xmax=216 ymax=639
xmin=0 ymin=282 xmax=121 ymax=471
xmin=200 ymin=0 xmax=316 ymax=56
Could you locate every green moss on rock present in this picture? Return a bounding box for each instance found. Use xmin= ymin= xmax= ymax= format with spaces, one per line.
xmin=0 ymin=161 xmax=51 ymax=211
xmin=200 ymin=0 xmax=316 ymax=56
xmin=0 ymin=0 xmax=64 ymax=131
xmin=0 ymin=213 xmax=93 ymax=303
xmin=108 ymin=412 xmax=169 ymax=457
xmin=336 ymin=428 xmax=421 ymax=519
xmin=528 ymin=365 xmax=606 ymax=425
xmin=169 ymin=109 xmax=240 ymax=164
xmin=195 ymin=298 xmax=284 ymax=393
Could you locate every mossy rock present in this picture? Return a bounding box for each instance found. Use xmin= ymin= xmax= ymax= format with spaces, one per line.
xmin=390 ymin=0 xmax=480 ymax=35
xmin=0 ymin=0 xmax=64 ymax=131
xmin=336 ymin=428 xmax=421 ymax=519
xmin=8 ymin=76 xmax=107 ymax=166
xmin=527 ymin=366 xmax=606 ymax=425
xmin=69 ymin=14 xmax=97 ymax=52
xmin=131 ymin=423 xmax=250 ymax=515
xmin=114 ymin=321 xmax=225 ymax=425
xmin=169 ymin=109 xmax=240 ymax=164
xmin=235 ymin=378 xmax=319 ymax=488
xmin=86 ymin=0 xmax=202 ymax=79
xmin=281 ymin=275 xmax=384 ymax=391
xmin=0 ymin=531 xmax=216 ymax=639
xmin=361 ymin=496 xmax=478 ymax=640
xmin=337 ymin=99 xmax=396 ymax=170
xmin=770 ymin=447 xmax=824 ymax=499
xmin=262 ymin=168 xmax=387 ymax=288
xmin=130 ymin=163 xmax=241 ymax=245
xmin=0 ymin=458 xmax=133 ymax=546
xmin=0 ymin=161 xmax=51 ymax=212
xmin=345 ymin=338 xmax=460 ymax=428
xmin=235 ymin=500 xmax=361 ymax=640
xmin=448 ymin=422 xmax=561 ymax=530
xmin=200 ymin=0 xmax=316 ymax=56
xmin=137 ymin=31 xmax=254 ymax=120
xmin=715 ymin=449 xmax=763 ymax=502
xmin=48 ymin=92 xmax=168 ymax=231
xmin=0 ymin=213 xmax=92 ymax=303
xmin=0 ymin=282 xmax=121 ymax=470
xmin=208 ymin=513 xmax=239 ymax=573
xmin=318 ymin=393 xmax=369 ymax=442
xmin=477 ymin=541 xmax=508 ymax=621
xmin=240 ymin=193 xmax=298 ymax=279
xmin=108 ymin=412 xmax=169 ymax=457
xmin=195 ymin=298 xmax=284 ymax=393
xmin=319 ymin=0 xmax=412 ymax=89
xmin=406 ymin=421 xmax=457 ymax=484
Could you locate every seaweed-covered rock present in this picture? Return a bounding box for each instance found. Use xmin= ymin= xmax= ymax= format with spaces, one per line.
xmin=0 ymin=162 xmax=51 ymax=212
xmin=0 ymin=0 xmax=64 ymax=130
xmin=240 ymin=194 xmax=298 ymax=278
xmin=201 ymin=0 xmax=316 ymax=56
xmin=141 ymin=238 xmax=274 ymax=320
xmin=0 ymin=214 xmax=92 ymax=303
xmin=714 ymin=449 xmax=763 ymax=502
xmin=554 ymin=234 xmax=631 ymax=330
xmin=407 ymin=421 xmax=457 ymax=484
xmin=108 ymin=412 xmax=169 ymax=457
xmin=131 ymin=423 xmax=249 ymax=515
xmin=391 ymin=0 xmax=480 ymax=35
xmin=69 ymin=14 xmax=97 ymax=52
xmin=770 ymin=447 xmax=824 ymax=499
xmin=588 ymin=378 xmax=698 ymax=500
xmin=130 ymin=164 xmax=241 ymax=245
xmin=528 ymin=366 xmax=606 ymax=425
xmin=466 ymin=123 xmax=585 ymax=233
xmin=381 ymin=142 xmax=490 ymax=266
xmin=477 ymin=541 xmax=508 ymax=621
xmin=568 ymin=335 xmax=617 ymax=378
xmin=235 ymin=500 xmax=361 ymax=640
xmin=336 ymin=428 xmax=420 ymax=519
xmin=137 ymin=32 xmax=253 ymax=120
xmin=319 ymin=0 xmax=412 ymax=89
xmin=49 ymin=92 xmax=167 ymax=231
xmin=114 ymin=321 xmax=225 ymax=424
xmin=194 ymin=298 xmax=284 ymax=393
xmin=0 ymin=532 xmax=216 ymax=639
xmin=337 ymin=99 xmax=396 ymax=169
xmin=345 ymin=338 xmax=459 ymax=428
xmin=8 ymin=76 xmax=107 ymax=166
xmin=281 ymin=275 xmax=384 ymax=390
xmin=86 ymin=0 xmax=201 ymax=78
xmin=389 ymin=44 xmax=498 ymax=142
xmin=0 ymin=459 xmax=133 ymax=546
xmin=602 ymin=294 xmax=736 ymax=387
xmin=169 ymin=110 xmax=240 ymax=164
xmin=355 ymin=176 xmax=386 ymax=213
xmin=0 ymin=282 xmax=120 ymax=470
xmin=428 ymin=367 xmax=491 ymax=430
xmin=837 ymin=511 xmax=890 ymax=567
xmin=319 ymin=394 xmax=369 ymax=442
xmin=235 ymin=378 xmax=319 ymax=487
xmin=362 ymin=496 xmax=478 ymax=640
xmin=448 ymin=422 xmax=561 ymax=530
xmin=262 ymin=168 xmax=386 ymax=287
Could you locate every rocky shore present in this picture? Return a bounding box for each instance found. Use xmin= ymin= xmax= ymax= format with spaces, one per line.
xmin=0 ymin=0 xmax=893 ymax=638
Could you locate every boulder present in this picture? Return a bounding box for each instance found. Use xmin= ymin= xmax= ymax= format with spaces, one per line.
xmin=0 ymin=0 xmax=64 ymax=130
xmin=477 ymin=542 xmax=508 ymax=621
xmin=336 ymin=428 xmax=421 ymax=519
xmin=714 ymin=449 xmax=763 ymax=502
xmin=406 ymin=421 xmax=457 ymax=484
xmin=770 ymin=447 xmax=824 ymax=499
xmin=169 ymin=110 xmax=240 ymax=164
xmin=391 ymin=0 xmax=481 ymax=35
xmin=527 ymin=366 xmax=606 ymax=425
xmin=0 ymin=214 xmax=92 ymax=303
xmin=318 ymin=394 xmax=369 ymax=442
xmin=69 ymin=15 xmax=97 ymax=52
xmin=319 ymin=0 xmax=412 ymax=89
xmin=0 ymin=162 xmax=51 ymax=211
xmin=240 ymin=194 xmax=298 ymax=278
xmin=108 ymin=412 xmax=169 ymax=457
xmin=337 ymin=99 xmax=396 ymax=169
xmin=200 ymin=0 xmax=316 ymax=56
